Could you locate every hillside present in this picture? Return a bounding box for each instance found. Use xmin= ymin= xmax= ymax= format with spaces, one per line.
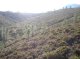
xmin=0 ymin=11 xmax=40 ymax=26
xmin=0 ymin=8 xmax=80 ymax=59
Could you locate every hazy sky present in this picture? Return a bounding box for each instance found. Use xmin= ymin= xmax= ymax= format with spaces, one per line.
xmin=0 ymin=0 xmax=80 ymax=13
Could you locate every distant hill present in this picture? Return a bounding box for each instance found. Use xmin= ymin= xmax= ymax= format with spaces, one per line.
xmin=0 ymin=11 xmax=40 ymax=27
xmin=65 ymin=4 xmax=80 ymax=8
xmin=0 ymin=11 xmax=39 ymax=22
xmin=25 ymin=8 xmax=80 ymax=26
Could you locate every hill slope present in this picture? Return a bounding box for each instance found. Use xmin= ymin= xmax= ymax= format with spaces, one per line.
xmin=0 ymin=8 xmax=80 ymax=59
xmin=0 ymin=11 xmax=40 ymax=27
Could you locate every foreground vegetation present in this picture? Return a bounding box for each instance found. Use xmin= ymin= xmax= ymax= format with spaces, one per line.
xmin=0 ymin=8 xmax=80 ymax=59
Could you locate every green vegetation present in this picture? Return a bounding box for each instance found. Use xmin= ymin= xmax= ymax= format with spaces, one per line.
xmin=0 ymin=8 xmax=80 ymax=59
xmin=69 ymin=55 xmax=80 ymax=59
xmin=42 ymin=46 xmax=69 ymax=59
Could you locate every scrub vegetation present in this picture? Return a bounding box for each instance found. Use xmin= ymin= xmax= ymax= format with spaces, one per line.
xmin=0 ymin=8 xmax=80 ymax=59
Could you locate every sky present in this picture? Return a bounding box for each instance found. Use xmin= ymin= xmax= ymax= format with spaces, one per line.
xmin=0 ymin=0 xmax=80 ymax=13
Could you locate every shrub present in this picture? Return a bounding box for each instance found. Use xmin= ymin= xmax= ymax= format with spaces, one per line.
xmin=42 ymin=46 xmax=70 ymax=59
xmin=69 ymin=55 xmax=80 ymax=59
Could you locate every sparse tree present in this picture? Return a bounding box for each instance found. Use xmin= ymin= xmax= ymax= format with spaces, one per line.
xmin=70 ymin=6 xmax=72 ymax=8
xmin=27 ymin=29 xmax=30 ymax=39
xmin=66 ymin=6 xmax=67 ymax=9
xmin=31 ymin=25 xmax=34 ymax=37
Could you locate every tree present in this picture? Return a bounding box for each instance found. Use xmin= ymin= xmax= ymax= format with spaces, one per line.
xmin=0 ymin=29 xmax=2 ymax=41
xmin=27 ymin=29 xmax=30 ymax=39
xmin=31 ymin=25 xmax=34 ymax=37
